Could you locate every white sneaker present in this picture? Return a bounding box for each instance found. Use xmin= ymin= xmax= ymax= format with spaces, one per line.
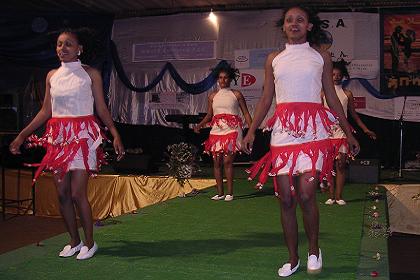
xmin=325 ymin=199 xmax=335 ymax=205
xmin=336 ymin=199 xmax=347 ymax=205
xmin=224 ymin=195 xmax=234 ymax=201
xmin=211 ymin=194 xmax=225 ymax=201
xmin=76 ymin=242 xmax=98 ymax=260
xmin=59 ymin=241 xmax=83 ymax=257
xmin=278 ymin=260 xmax=300 ymax=277
xmin=307 ymin=249 xmax=322 ymax=274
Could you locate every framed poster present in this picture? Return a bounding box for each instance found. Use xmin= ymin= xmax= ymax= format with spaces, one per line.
xmin=381 ymin=12 xmax=420 ymax=96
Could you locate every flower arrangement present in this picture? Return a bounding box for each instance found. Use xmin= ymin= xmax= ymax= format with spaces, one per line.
xmin=166 ymin=142 xmax=199 ymax=185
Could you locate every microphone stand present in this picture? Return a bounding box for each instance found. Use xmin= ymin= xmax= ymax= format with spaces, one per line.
xmin=397 ymin=96 xmax=408 ymax=178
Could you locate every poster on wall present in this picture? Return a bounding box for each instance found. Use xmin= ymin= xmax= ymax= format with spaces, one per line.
xmin=382 ymin=12 xmax=420 ymax=96
xmin=148 ymin=91 xmax=189 ymax=110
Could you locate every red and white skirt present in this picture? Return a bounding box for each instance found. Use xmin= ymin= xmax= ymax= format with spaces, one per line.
xmin=26 ymin=115 xmax=106 ymax=182
xmin=330 ymin=126 xmax=349 ymax=156
xmin=246 ymin=102 xmax=339 ymax=195
xmin=203 ymin=114 xmax=243 ymax=157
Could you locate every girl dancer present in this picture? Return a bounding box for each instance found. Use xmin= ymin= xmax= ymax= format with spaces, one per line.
xmin=9 ymin=29 xmax=125 ymax=260
xmin=195 ymin=65 xmax=252 ymax=201
xmin=324 ymin=60 xmax=376 ymax=205
xmin=243 ymin=6 xmax=359 ymax=276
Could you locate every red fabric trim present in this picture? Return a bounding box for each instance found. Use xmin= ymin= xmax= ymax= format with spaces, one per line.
xmin=26 ymin=115 xmax=106 ymax=183
xmin=208 ymin=114 xmax=243 ymax=129
xmin=331 ymin=138 xmax=350 ymax=157
xmin=246 ymin=139 xmax=335 ymax=195
xmin=265 ymin=102 xmax=338 ymax=137
xmin=203 ymin=131 xmax=240 ymax=156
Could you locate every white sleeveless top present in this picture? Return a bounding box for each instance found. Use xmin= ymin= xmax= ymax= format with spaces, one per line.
xmin=272 ymin=42 xmax=324 ymax=104
xmin=50 ymin=60 xmax=94 ymax=117
xmin=334 ymin=85 xmax=349 ymax=118
xmin=212 ymin=88 xmax=240 ymax=115
xmin=323 ymin=84 xmax=349 ymax=118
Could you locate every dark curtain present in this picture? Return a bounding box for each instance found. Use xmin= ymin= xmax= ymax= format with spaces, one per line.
xmin=0 ymin=13 xmax=114 ymax=130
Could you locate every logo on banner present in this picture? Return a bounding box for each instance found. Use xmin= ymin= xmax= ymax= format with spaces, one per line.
xmin=353 ymin=97 xmax=366 ymax=109
xmin=236 ymin=55 xmax=248 ymax=63
xmin=241 ymin=73 xmax=256 ymax=87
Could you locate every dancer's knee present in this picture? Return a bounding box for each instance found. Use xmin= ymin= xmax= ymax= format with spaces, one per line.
xmin=57 ymin=192 xmax=71 ymax=205
xmin=71 ymin=189 xmax=86 ymax=205
xmin=223 ymin=157 xmax=234 ymax=166
xmin=278 ymin=195 xmax=296 ymax=210
xmin=298 ymin=190 xmax=316 ymax=205
xmin=213 ymin=158 xmax=222 ymax=169
xmin=336 ymin=155 xmax=347 ymax=171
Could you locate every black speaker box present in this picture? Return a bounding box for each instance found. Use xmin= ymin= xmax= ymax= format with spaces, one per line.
xmin=0 ymin=108 xmax=18 ymax=131
xmin=347 ymin=158 xmax=380 ymax=184
xmin=112 ymin=154 xmax=152 ymax=174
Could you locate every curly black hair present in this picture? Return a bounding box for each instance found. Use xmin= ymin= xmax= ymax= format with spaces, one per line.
xmin=276 ymin=5 xmax=326 ymax=47
xmin=212 ymin=63 xmax=240 ymax=84
xmin=332 ymin=59 xmax=350 ymax=79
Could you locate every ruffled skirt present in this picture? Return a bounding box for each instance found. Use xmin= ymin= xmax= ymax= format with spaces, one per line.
xmin=26 ymin=115 xmax=106 ymax=182
xmin=203 ymin=114 xmax=243 ymax=157
xmin=246 ymin=102 xmax=340 ymax=195
xmin=330 ymin=126 xmax=349 ymax=155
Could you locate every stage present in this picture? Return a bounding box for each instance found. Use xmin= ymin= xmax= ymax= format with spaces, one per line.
xmin=1 ymin=168 xmax=216 ymax=220
xmin=0 ymin=175 xmax=391 ymax=280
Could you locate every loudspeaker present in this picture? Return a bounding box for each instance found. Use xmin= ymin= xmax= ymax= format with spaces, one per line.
xmin=348 ymin=158 xmax=380 ymax=184
xmin=0 ymin=109 xmax=18 ymax=131
xmin=112 ymin=154 xmax=152 ymax=174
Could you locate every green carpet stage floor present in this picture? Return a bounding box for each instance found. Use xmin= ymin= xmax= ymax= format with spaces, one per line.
xmin=0 ymin=179 xmax=388 ymax=279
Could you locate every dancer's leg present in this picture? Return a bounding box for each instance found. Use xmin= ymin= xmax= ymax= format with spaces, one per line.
xmin=276 ymin=175 xmax=299 ymax=267
xmin=327 ymin=162 xmax=335 ymax=200
xmin=70 ymin=170 xmax=94 ymax=248
xmin=223 ymin=153 xmax=236 ymax=195
xmin=213 ymin=154 xmax=224 ymax=196
xmin=335 ymin=153 xmax=347 ymax=201
xmin=54 ymin=173 xmax=81 ymax=247
xmin=296 ymin=172 xmax=319 ymax=257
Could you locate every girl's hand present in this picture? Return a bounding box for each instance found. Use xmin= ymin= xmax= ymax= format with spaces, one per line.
xmin=9 ymin=135 xmax=24 ymax=155
xmin=113 ymin=136 xmax=125 ymax=161
xmin=347 ymin=134 xmax=360 ymax=157
xmin=364 ymin=130 xmax=377 ymax=140
xmin=242 ymin=132 xmax=255 ymax=154
xmin=193 ymin=125 xmax=201 ymax=134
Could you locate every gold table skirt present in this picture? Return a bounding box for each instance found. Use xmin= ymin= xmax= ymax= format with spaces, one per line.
xmin=1 ymin=169 xmax=216 ymax=220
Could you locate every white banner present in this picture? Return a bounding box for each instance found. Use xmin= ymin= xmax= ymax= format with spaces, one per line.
xmin=394 ymin=97 xmax=420 ymax=121
xmin=348 ymin=60 xmax=379 ymax=79
xmin=346 ymin=79 xmax=420 ymax=122
xmin=319 ymin=13 xmax=355 ymax=61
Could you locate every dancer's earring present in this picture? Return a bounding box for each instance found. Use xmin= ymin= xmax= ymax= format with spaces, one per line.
xmin=77 ymin=50 xmax=81 ymax=56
